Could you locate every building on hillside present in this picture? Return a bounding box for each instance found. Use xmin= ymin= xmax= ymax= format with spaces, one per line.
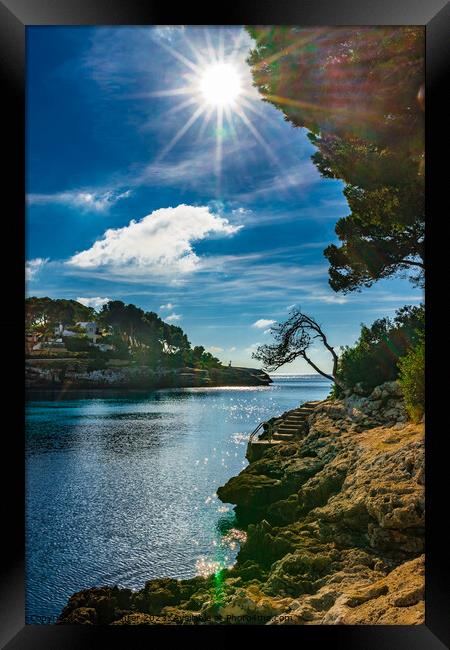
xmin=54 ymin=321 xmax=100 ymax=343
xmin=76 ymin=322 xmax=99 ymax=342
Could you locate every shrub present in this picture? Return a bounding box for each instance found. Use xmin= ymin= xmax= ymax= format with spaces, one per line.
xmin=63 ymin=335 xmax=92 ymax=352
xmin=86 ymin=358 xmax=108 ymax=371
xmin=397 ymin=334 xmax=425 ymax=422
xmin=335 ymin=304 xmax=424 ymax=393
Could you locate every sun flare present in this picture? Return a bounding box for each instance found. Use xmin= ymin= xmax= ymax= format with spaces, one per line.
xmin=199 ymin=63 xmax=242 ymax=106
xmin=151 ymin=29 xmax=277 ymax=187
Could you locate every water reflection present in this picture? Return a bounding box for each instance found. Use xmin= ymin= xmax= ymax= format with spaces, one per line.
xmin=26 ymin=376 xmax=331 ymax=621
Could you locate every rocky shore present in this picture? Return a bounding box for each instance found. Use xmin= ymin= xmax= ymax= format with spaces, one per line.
xmin=25 ymin=359 xmax=271 ymax=391
xmin=57 ymin=380 xmax=424 ymax=625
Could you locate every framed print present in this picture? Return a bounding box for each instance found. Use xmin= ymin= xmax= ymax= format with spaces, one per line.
xmin=1 ymin=0 xmax=449 ymax=647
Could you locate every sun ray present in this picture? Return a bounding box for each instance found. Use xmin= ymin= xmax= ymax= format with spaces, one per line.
xmin=205 ymin=29 xmax=219 ymax=65
xmin=234 ymin=105 xmax=279 ymax=164
xmin=182 ymin=32 xmax=210 ymax=68
xmin=157 ymin=104 xmax=206 ymax=160
xmin=148 ymin=86 xmax=193 ymax=98
xmin=196 ymin=105 xmax=216 ymax=142
xmin=229 ymin=29 xmax=246 ymax=62
xmin=218 ymin=27 xmax=225 ymax=64
xmin=252 ymin=28 xmax=327 ymax=71
xmin=149 ymin=30 xmax=291 ymax=181
xmin=166 ymin=96 xmax=200 ymax=117
xmin=223 ymin=105 xmax=238 ymax=142
xmin=215 ymin=105 xmax=224 ymax=192
xmin=157 ymin=39 xmax=202 ymax=75
xmin=239 ymin=95 xmax=272 ymax=123
xmin=264 ymin=93 xmax=378 ymax=122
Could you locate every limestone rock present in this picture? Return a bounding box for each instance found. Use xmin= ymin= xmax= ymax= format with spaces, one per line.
xmin=57 ymin=387 xmax=424 ymax=627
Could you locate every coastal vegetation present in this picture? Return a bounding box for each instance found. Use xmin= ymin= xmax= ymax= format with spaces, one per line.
xmin=398 ymin=333 xmax=425 ymax=422
xmin=246 ymin=26 xmax=424 ymax=294
xmin=26 ymin=296 xmax=222 ymax=370
xmin=248 ymin=26 xmax=424 ymax=414
xmin=332 ymin=304 xmax=424 ymax=396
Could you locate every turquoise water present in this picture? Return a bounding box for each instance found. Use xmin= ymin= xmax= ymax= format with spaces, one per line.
xmin=25 ymin=375 xmax=331 ymax=623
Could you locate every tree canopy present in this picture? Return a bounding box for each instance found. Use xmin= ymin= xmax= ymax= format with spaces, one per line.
xmin=246 ymin=26 xmax=425 ymax=292
xmin=25 ymin=297 xmax=222 ymax=370
xmin=25 ymin=297 xmax=95 ymax=331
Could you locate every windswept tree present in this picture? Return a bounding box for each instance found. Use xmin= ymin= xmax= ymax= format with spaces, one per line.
xmin=252 ymin=309 xmax=344 ymax=387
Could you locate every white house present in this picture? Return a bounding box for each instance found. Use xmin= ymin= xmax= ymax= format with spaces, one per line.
xmin=76 ymin=322 xmax=99 ymax=342
xmin=54 ymin=321 xmax=100 ymax=343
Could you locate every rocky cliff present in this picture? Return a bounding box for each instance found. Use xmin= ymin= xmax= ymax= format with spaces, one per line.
xmin=26 ymin=360 xmax=271 ymax=390
xmin=57 ymin=381 xmax=424 ymax=625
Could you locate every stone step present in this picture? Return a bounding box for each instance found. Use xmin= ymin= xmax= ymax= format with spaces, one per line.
xmin=272 ymin=433 xmax=294 ymax=440
xmin=276 ymin=426 xmax=301 ymax=434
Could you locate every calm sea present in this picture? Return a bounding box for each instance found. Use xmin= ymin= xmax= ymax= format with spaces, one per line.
xmin=25 ymin=374 xmax=331 ymax=622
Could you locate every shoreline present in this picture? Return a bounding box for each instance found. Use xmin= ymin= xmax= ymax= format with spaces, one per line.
xmin=56 ymin=380 xmax=424 ymax=625
xmin=25 ymin=362 xmax=272 ymax=394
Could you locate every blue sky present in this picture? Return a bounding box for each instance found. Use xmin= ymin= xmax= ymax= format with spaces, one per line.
xmin=26 ymin=26 xmax=423 ymax=372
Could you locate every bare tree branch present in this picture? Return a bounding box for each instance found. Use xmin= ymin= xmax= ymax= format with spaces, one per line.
xmin=399 ymin=259 xmax=425 ymax=269
xmin=252 ymin=308 xmax=345 ymax=387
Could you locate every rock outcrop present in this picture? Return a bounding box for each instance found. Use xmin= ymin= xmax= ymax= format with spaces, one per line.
xmin=26 ymin=360 xmax=271 ymax=391
xmin=57 ymin=381 xmax=424 ymax=625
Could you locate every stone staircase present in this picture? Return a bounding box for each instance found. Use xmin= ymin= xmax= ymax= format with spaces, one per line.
xmin=246 ymin=399 xmax=325 ymax=462
xmin=270 ymin=400 xmax=322 ymax=441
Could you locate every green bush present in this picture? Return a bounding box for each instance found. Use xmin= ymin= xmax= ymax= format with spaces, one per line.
xmin=335 ymin=304 xmax=424 ymax=393
xmin=63 ymin=335 xmax=92 ymax=352
xmin=397 ymin=334 xmax=425 ymax=422
xmin=86 ymin=358 xmax=108 ymax=371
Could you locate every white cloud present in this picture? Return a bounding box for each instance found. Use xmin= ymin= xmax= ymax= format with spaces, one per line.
xmin=229 ymin=346 xmax=237 ymax=352
xmin=252 ymin=318 xmax=276 ymax=329
xmin=165 ymin=313 xmax=182 ymax=322
xmin=76 ymin=296 xmax=111 ymax=311
xmin=26 ymin=258 xmax=49 ymax=281
xmin=245 ymin=342 xmax=261 ymax=355
xmin=67 ymin=204 xmax=243 ymax=278
xmin=304 ymin=293 xmax=349 ymax=305
xmin=208 ymin=346 xmax=224 ymax=353
xmin=27 ymin=189 xmax=131 ymax=212
xmin=160 ymin=302 xmax=175 ymax=310
xmin=232 ymin=207 xmax=253 ymax=218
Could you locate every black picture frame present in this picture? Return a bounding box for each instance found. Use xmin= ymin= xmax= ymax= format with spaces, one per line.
xmin=1 ymin=1 xmax=448 ymax=647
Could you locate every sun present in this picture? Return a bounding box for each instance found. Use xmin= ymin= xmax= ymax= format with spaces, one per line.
xmin=199 ymin=63 xmax=242 ymax=107
xmin=151 ymin=29 xmax=277 ymax=185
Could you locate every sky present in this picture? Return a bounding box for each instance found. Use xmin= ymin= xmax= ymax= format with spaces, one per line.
xmin=25 ymin=26 xmax=423 ymax=373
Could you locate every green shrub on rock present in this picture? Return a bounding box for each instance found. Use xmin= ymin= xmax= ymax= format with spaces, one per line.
xmin=334 ymin=304 xmax=424 ymax=394
xmin=397 ymin=334 xmax=425 ymax=422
